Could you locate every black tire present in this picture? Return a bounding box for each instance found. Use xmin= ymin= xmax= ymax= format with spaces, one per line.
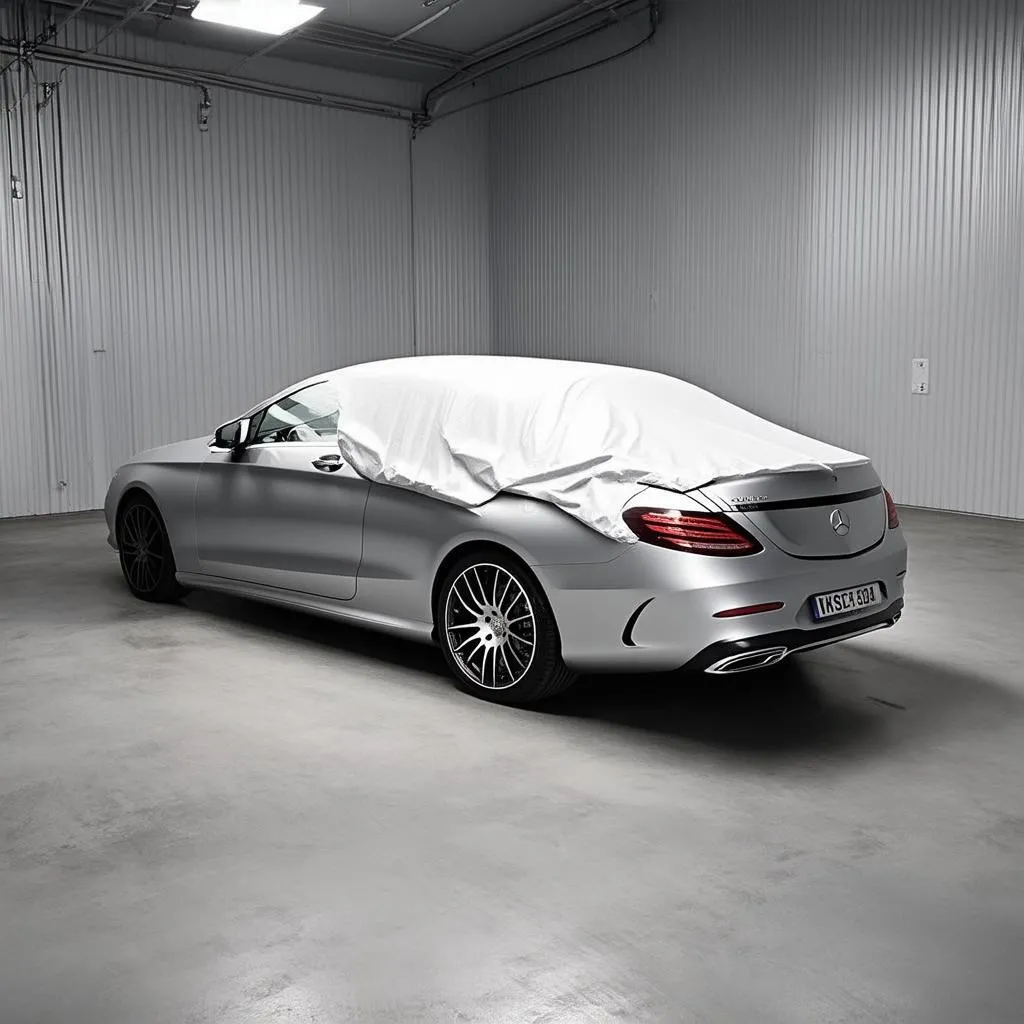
xmin=116 ymin=493 xmax=186 ymax=603
xmin=436 ymin=549 xmax=578 ymax=706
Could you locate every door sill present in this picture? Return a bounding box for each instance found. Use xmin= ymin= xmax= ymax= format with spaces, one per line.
xmin=176 ymin=572 xmax=435 ymax=645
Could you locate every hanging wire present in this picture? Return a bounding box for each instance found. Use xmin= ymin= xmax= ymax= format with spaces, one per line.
xmin=33 ymin=74 xmax=53 ymax=297
xmin=15 ymin=46 xmax=61 ymax=501
xmin=3 ymin=66 xmax=17 ymax=181
xmin=45 ymin=76 xmax=74 ymax=504
xmin=51 ymin=72 xmax=72 ymax=312
xmin=1 ymin=0 xmax=91 ymax=102
xmin=0 ymin=0 xmax=72 ymax=85
xmin=4 ymin=53 xmax=38 ymax=115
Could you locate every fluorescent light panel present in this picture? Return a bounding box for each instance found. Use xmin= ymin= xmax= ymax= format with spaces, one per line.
xmin=192 ymin=0 xmax=324 ymax=35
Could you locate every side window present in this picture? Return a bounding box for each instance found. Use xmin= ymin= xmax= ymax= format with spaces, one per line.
xmin=252 ymin=381 xmax=339 ymax=444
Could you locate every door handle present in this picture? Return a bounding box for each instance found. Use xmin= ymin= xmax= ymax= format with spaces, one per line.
xmin=312 ymin=454 xmax=343 ymax=472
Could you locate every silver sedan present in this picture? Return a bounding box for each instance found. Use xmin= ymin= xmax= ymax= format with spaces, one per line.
xmin=104 ymin=363 xmax=908 ymax=705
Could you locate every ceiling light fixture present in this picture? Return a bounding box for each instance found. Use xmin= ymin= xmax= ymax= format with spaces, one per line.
xmin=191 ymin=0 xmax=324 ymax=35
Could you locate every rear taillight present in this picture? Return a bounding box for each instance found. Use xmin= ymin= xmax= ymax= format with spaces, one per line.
xmin=884 ymin=488 xmax=900 ymax=529
xmin=623 ymin=507 xmax=763 ymax=556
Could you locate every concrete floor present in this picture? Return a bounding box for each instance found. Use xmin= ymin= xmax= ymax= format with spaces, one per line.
xmin=1 ymin=509 xmax=1023 ymax=1024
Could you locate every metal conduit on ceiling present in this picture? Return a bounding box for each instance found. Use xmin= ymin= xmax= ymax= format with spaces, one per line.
xmin=2 ymin=0 xmax=656 ymax=125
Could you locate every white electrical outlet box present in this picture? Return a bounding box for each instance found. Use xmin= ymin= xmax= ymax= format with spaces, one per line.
xmin=911 ymin=357 xmax=930 ymax=395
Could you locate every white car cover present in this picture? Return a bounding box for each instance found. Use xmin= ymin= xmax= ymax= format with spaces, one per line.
xmin=332 ymin=356 xmax=868 ymax=544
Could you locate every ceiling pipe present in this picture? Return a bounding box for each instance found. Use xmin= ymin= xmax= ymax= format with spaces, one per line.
xmin=0 ymin=0 xmax=97 ymax=82
xmin=300 ymin=24 xmax=464 ymax=68
xmin=428 ymin=0 xmax=658 ymax=123
xmin=0 ymin=39 xmax=418 ymax=119
xmin=427 ymin=0 xmax=642 ymax=103
xmin=470 ymin=0 xmax=623 ymax=60
xmin=390 ymin=0 xmax=463 ymax=44
xmin=424 ymin=0 xmax=647 ymax=115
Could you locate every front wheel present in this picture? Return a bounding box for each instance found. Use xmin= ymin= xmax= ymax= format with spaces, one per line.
xmin=436 ymin=551 xmax=577 ymax=706
xmin=116 ymin=494 xmax=186 ymax=603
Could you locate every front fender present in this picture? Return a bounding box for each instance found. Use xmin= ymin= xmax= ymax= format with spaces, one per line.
xmin=102 ymin=463 xmax=202 ymax=572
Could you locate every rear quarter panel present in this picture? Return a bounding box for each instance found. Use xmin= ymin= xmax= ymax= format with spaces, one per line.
xmin=355 ymin=483 xmax=632 ymax=626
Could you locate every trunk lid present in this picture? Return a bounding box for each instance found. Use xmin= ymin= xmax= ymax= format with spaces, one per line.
xmin=697 ymin=462 xmax=886 ymax=558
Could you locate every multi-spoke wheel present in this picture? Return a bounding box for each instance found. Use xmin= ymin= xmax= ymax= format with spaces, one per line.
xmin=116 ymin=494 xmax=185 ymax=603
xmin=437 ymin=551 xmax=577 ymax=705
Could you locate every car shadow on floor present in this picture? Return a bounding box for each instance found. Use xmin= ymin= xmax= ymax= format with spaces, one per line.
xmin=547 ymin=663 xmax=883 ymax=759
xmin=181 ymin=588 xmax=453 ymax=679
xmin=543 ymin=645 xmax=1024 ymax=762
xmin=179 ymin=589 xmax=1022 ymax=763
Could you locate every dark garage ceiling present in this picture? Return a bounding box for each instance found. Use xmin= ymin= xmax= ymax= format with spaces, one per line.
xmin=309 ymin=0 xmax=613 ymax=53
xmin=8 ymin=0 xmax=644 ymax=83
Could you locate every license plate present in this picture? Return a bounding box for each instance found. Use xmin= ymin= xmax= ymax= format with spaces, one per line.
xmin=811 ymin=582 xmax=883 ymax=621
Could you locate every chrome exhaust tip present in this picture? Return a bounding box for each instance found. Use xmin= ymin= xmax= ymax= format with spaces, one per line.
xmin=706 ymin=647 xmax=789 ymax=675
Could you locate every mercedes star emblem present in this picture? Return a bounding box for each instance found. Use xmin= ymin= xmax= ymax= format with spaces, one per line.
xmin=830 ymin=508 xmax=851 ymax=537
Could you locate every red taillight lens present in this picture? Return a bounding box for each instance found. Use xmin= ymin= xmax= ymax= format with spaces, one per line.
xmin=884 ymin=488 xmax=900 ymax=529
xmin=622 ymin=507 xmax=763 ymax=556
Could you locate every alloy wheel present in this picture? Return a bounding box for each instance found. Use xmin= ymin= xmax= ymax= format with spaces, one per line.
xmin=444 ymin=563 xmax=537 ymax=690
xmin=119 ymin=502 xmax=167 ymax=595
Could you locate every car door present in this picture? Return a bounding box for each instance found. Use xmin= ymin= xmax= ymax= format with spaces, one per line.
xmin=194 ymin=379 xmax=369 ymax=601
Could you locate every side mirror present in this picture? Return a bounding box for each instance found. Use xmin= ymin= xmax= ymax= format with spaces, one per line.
xmin=212 ymin=418 xmax=250 ymax=451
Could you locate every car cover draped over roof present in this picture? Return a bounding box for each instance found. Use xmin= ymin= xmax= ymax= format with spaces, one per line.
xmin=331 ymin=356 xmax=868 ymax=543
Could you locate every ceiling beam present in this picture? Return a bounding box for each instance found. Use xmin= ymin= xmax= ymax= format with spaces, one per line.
xmin=82 ymin=0 xmax=162 ymax=53
xmin=0 ymin=37 xmax=418 ymax=118
xmin=223 ymin=22 xmax=306 ymax=75
xmin=425 ymin=0 xmax=648 ymax=113
xmin=470 ymin=0 xmax=625 ymax=61
xmin=390 ymin=0 xmax=464 ymax=44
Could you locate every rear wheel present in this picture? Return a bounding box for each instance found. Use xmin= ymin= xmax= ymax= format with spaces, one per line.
xmin=436 ymin=551 xmax=577 ymax=706
xmin=116 ymin=494 xmax=186 ymax=603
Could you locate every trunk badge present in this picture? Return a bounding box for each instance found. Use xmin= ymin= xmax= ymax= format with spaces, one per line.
xmin=830 ymin=509 xmax=851 ymax=536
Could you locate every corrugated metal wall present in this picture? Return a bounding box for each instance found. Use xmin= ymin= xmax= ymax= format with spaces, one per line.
xmin=58 ymin=70 xmax=414 ymax=518
xmin=1 ymin=57 xmax=54 ymax=518
xmin=412 ymin=108 xmax=492 ymax=356
xmin=0 ymin=17 xmax=491 ymax=519
xmin=491 ymin=0 xmax=1024 ymax=519
xmin=8 ymin=0 xmax=1021 ymax=519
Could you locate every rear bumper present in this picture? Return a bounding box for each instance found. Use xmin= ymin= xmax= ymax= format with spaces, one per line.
xmin=537 ymin=524 xmax=909 ymax=674
xmin=682 ymin=599 xmax=904 ymax=674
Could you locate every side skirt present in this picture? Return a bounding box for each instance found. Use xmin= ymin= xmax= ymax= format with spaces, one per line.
xmin=175 ymin=572 xmax=436 ymax=645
